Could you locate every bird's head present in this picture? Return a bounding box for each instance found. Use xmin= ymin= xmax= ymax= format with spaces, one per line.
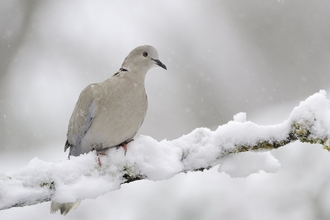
xmin=121 ymin=45 xmax=167 ymax=73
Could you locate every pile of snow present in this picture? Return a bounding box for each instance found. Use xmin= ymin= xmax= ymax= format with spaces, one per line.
xmin=1 ymin=90 xmax=330 ymax=209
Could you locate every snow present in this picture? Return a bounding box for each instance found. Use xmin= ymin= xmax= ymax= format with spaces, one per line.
xmin=218 ymin=152 xmax=280 ymax=177
xmin=123 ymin=135 xmax=183 ymax=180
xmin=289 ymin=90 xmax=330 ymax=140
xmin=1 ymin=90 xmax=330 ymax=212
xmin=233 ymin=112 xmax=247 ymax=123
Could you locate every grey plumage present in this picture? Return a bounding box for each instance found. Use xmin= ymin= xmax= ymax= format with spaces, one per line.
xmin=50 ymin=45 xmax=166 ymax=215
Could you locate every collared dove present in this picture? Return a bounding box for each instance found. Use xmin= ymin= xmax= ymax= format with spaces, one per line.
xmin=50 ymin=45 xmax=166 ymax=215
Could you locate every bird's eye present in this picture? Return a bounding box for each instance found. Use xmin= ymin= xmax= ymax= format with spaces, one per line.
xmin=142 ymin=51 xmax=148 ymax=57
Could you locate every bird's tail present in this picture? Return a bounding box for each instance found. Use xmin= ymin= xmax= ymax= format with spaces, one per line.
xmin=50 ymin=199 xmax=82 ymax=215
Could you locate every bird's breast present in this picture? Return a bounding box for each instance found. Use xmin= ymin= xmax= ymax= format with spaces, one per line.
xmin=81 ymin=80 xmax=148 ymax=152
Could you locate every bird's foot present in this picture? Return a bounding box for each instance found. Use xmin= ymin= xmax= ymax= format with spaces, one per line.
xmin=97 ymin=153 xmax=107 ymax=166
xmin=117 ymin=139 xmax=134 ymax=156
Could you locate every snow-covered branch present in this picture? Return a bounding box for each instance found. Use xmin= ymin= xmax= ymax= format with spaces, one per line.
xmin=1 ymin=90 xmax=330 ymax=211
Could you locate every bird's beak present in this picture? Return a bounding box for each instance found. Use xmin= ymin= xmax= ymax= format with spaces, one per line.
xmin=151 ymin=58 xmax=167 ymax=70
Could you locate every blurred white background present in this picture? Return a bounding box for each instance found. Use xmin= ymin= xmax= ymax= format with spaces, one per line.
xmin=1 ymin=0 xmax=330 ymax=219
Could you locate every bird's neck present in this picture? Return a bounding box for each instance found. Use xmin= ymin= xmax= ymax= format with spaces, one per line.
xmin=118 ymin=67 xmax=146 ymax=87
xmin=122 ymin=65 xmax=149 ymax=75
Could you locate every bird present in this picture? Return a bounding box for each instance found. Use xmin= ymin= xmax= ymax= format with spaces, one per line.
xmin=50 ymin=45 xmax=167 ymax=215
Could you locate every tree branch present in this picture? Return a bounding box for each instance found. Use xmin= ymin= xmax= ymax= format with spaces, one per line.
xmin=1 ymin=90 xmax=330 ymax=211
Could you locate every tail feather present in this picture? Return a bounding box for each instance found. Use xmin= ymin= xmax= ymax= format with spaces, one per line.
xmin=50 ymin=200 xmax=82 ymax=215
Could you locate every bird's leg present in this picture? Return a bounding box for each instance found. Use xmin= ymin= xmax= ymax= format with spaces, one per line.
xmin=97 ymin=152 xmax=107 ymax=166
xmin=117 ymin=139 xmax=134 ymax=155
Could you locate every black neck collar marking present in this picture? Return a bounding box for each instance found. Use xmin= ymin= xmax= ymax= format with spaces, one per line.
xmin=120 ymin=68 xmax=128 ymax=72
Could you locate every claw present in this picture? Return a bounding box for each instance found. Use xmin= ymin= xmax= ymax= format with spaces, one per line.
xmin=116 ymin=139 xmax=134 ymax=155
xmin=97 ymin=153 xmax=107 ymax=166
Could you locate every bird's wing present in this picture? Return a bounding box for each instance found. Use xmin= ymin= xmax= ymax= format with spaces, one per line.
xmin=65 ymin=84 xmax=97 ymax=152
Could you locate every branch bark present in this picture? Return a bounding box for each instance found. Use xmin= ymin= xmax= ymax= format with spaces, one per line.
xmin=1 ymin=90 xmax=330 ymax=211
